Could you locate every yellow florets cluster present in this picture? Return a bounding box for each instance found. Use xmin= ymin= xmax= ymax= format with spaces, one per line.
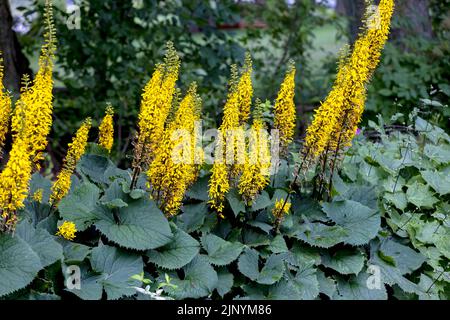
xmin=0 ymin=0 xmax=56 ymax=232
xmin=56 ymin=221 xmax=77 ymax=241
xmin=98 ymin=104 xmax=114 ymax=152
xmin=147 ymin=84 xmax=202 ymax=216
xmin=209 ymin=57 xmax=254 ymax=214
xmin=272 ymin=198 xmax=291 ymax=220
xmin=0 ymin=55 xmax=11 ymax=154
xmin=302 ymin=0 xmax=394 ymax=167
xmin=50 ymin=118 xmax=91 ymax=205
xmin=238 ymin=110 xmax=271 ymax=204
xmin=274 ymin=62 xmax=296 ymax=154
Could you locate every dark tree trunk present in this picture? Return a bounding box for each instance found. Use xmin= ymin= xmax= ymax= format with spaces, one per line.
xmin=0 ymin=0 xmax=32 ymax=93
xmin=336 ymin=0 xmax=366 ymax=44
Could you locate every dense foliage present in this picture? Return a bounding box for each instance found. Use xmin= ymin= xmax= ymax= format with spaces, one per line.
xmin=0 ymin=0 xmax=448 ymax=301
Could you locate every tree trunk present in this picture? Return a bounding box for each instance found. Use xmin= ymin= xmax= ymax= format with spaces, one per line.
xmin=0 ymin=0 xmax=32 ymax=93
xmin=336 ymin=0 xmax=366 ymax=44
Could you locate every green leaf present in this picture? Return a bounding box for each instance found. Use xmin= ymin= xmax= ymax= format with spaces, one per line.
xmin=164 ymin=255 xmax=218 ymax=299
xmin=58 ymin=182 xmax=101 ymax=231
xmin=334 ymin=271 xmax=387 ymax=300
xmin=78 ymin=154 xmax=115 ymax=184
xmin=257 ymin=253 xmax=285 ymax=285
xmin=424 ymin=144 xmax=450 ymax=164
xmin=434 ymin=233 xmax=450 ymax=259
xmin=384 ymin=192 xmax=408 ymax=211
xmin=317 ymin=270 xmax=336 ymax=298
xmin=201 ymin=233 xmax=244 ymax=266
xmin=289 ymin=265 xmax=319 ymax=300
xmin=216 ymin=268 xmax=234 ymax=297
xmin=238 ymin=248 xmax=260 ymax=281
xmin=421 ymin=170 xmax=450 ymax=195
xmin=268 ymin=235 xmax=288 ymax=253
xmin=406 ymin=182 xmax=439 ymax=208
xmin=181 ymin=202 xmax=208 ymax=233
xmin=322 ymin=249 xmax=365 ymax=275
xmin=226 ymin=189 xmax=245 ymax=217
xmin=62 ymin=242 xmax=91 ymax=263
xmin=29 ymin=173 xmax=52 ymax=204
xmin=322 ymin=200 xmax=380 ymax=246
xmin=94 ymin=198 xmax=172 ymax=250
xmin=147 ymin=224 xmax=199 ymax=269
xmin=90 ymin=243 xmax=143 ymax=300
xmin=16 ymin=220 xmax=63 ymax=268
xmin=186 ymin=175 xmax=210 ymax=201
xmin=294 ymin=221 xmax=348 ymax=248
xmin=64 ymin=263 xmax=103 ymax=300
xmin=0 ymin=234 xmax=42 ymax=297
xmin=250 ymin=191 xmax=272 ymax=211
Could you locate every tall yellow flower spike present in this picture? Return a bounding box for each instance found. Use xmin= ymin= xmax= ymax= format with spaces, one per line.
xmin=0 ymin=0 xmax=56 ymax=232
xmin=238 ymin=116 xmax=271 ymax=204
xmin=98 ymin=104 xmax=114 ymax=152
xmin=50 ymin=118 xmax=91 ymax=205
xmin=274 ymin=61 xmax=296 ymax=155
xmin=302 ymin=0 xmax=394 ymax=167
xmin=209 ymin=58 xmax=254 ymax=214
xmin=11 ymin=0 xmax=56 ymax=165
xmin=147 ymin=83 xmax=202 ymax=216
xmin=0 ymin=54 xmax=11 ymax=154
xmin=137 ymin=42 xmax=180 ymax=165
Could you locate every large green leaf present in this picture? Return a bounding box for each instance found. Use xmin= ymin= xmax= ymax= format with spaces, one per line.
xmin=322 ymin=249 xmax=365 ymax=275
xmin=257 ymin=253 xmax=286 ymax=285
xmin=58 ymin=182 xmax=101 ymax=231
xmin=90 ymin=243 xmax=143 ymax=300
xmin=294 ymin=221 xmax=348 ymax=248
xmin=181 ymin=202 xmax=208 ymax=233
xmin=333 ymin=271 xmax=388 ymax=300
xmin=94 ymin=198 xmax=172 ymax=250
xmin=237 ymin=248 xmax=260 ymax=281
xmin=64 ymin=263 xmax=104 ymax=300
xmin=322 ymin=200 xmax=380 ymax=246
xmin=16 ymin=220 xmax=63 ymax=268
xmin=201 ymin=233 xmax=244 ymax=266
xmin=0 ymin=234 xmax=42 ymax=297
xmin=62 ymin=242 xmax=91 ymax=263
xmin=421 ymin=170 xmax=450 ymax=195
xmin=406 ymin=182 xmax=439 ymax=208
xmin=78 ymin=154 xmax=115 ymax=184
xmin=164 ymin=255 xmax=218 ymax=299
xmin=226 ymin=189 xmax=246 ymax=217
xmin=250 ymin=191 xmax=272 ymax=211
xmin=185 ymin=175 xmax=210 ymax=201
xmin=288 ymin=265 xmax=319 ymax=300
xmin=147 ymin=224 xmax=199 ymax=269
xmin=216 ymin=268 xmax=234 ymax=297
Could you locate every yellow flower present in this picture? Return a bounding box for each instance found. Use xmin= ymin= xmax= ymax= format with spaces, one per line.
xmin=32 ymin=189 xmax=44 ymax=203
xmin=272 ymin=198 xmax=291 ymax=220
xmin=238 ymin=117 xmax=271 ymax=204
xmin=147 ymin=83 xmax=202 ymax=216
xmin=136 ymin=42 xmax=180 ymax=168
xmin=302 ymin=0 xmax=394 ymax=167
xmin=50 ymin=118 xmax=91 ymax=205
xmin=274 ymin=62 xmax=296 ymax=154
xmin=0 ymin=55 xmax=11 ymax=154
xmin=98 ymin=104 xmax=114 ymax=152
xmin=208 ymin=60 xmax=254 ymax=214
xmin=56 ymin=221 xmax=77 ymax=241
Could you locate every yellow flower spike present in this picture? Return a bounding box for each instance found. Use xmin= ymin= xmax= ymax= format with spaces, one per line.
xmin=147 ymin=83 xmax=202 ymax=216
xmin=0 ymin=54 xmax=11 ymax=154
xmin=237 ymin=53 xmax=253 ymax=125
xmin=238 ymin=116 xmax=271 ymax=204
xmin=98 ymin=104 xmax=114 ymax=152
xmin=137 ymin=42 xmax=180 ymax=166
xmin=302 ymin=0 xmax=394 ymax=167
xmin=56 ymin=221 xmax=77 ymax=241
xmin=50 ymin=118 xmax=92 ymax=205
xmin=274 ymin=61 xmax=296 ymax=155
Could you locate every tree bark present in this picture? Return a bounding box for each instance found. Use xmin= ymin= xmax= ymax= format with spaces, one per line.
xmin=0 ymin=0 xmax=32 ymax=93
